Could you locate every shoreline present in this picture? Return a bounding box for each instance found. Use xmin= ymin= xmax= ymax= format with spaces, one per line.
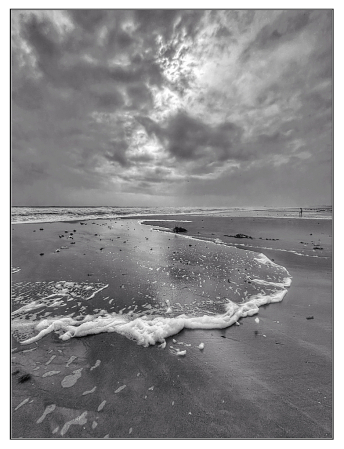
xmin=11 ymin=214 xmax=332 ymax=438
xmin=11 ymin=214 xmax=332 ymax=225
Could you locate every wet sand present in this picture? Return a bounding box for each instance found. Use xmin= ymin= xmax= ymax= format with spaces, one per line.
xmin=11 ymin=215 xmax=332 ymax=438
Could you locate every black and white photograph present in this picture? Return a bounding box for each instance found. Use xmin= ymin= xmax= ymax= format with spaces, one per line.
xmin=11 ymin=7 xmax=333 ymax=439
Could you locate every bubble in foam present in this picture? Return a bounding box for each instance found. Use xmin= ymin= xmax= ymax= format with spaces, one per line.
xmin=90 ymin=360 xmax=101 ymax=371
xmin=114 ymin=385 xmax=126 ymax=393
xmin=42 ymin=371 xmax=60 ymax=378
xmin=14 ymin=397 xmax=30 ymax=411
xmin=176 ymin=349 xmax=186 ymax=356
xmin=60 ymin=411 xmax=87 ymax=436
xmin=97 ymin=400 xmax=106 ymax=412
xmin=36 ymin=404 xmax=56 ymax=423
xmin=61 ymin=368 xmax=83 ymax=388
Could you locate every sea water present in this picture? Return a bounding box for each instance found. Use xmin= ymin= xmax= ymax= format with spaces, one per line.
xmin=11 ymin=205 xmax=331 ymax=224
xmin=11 ymin=218 xmax=292 ymax=348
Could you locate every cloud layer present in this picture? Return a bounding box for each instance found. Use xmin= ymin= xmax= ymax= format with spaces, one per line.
xmin=12 ymin=10 xmax=332 ymax=206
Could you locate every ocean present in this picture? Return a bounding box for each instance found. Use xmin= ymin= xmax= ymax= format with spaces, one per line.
xmin=11 ymin=205 xmax=332 ymax=224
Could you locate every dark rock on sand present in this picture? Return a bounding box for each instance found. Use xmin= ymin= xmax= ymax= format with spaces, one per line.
xmin=173 ymin=226 xmax=187 ymax=233
xmin=224 ymin=233 xmax=253 ymax=239
xmin=18 ymin=374 xmax=31 ymax=383
xmin=306 ymin=316 xmax=314 ymax=320
xmin=40 ymin=253 xmax=44 ymax=256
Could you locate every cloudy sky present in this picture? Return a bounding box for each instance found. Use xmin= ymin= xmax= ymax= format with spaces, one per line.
xmin=11 ymin=9 xmax=332 ymax=207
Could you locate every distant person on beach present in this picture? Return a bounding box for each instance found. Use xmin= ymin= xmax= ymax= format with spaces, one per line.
xmin=299 ymin=208 xmax=303 ymax=217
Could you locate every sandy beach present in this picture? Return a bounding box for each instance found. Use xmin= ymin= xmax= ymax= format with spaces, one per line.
xmin=11 ymin=214 xmax=332 ymax=438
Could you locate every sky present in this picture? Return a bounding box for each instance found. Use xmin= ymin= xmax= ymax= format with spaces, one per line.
xmin=11 ymin=9 xmax=333 ymax=207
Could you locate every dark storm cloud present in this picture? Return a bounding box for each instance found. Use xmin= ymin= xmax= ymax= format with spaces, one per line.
xmin=164 ymin=112 xmax=243 ymax=162
xmin=135 ymin=116 xmax=163 ymax=137
xmin=135 ymin=9 xmax=204 ymax=43
xmin=68 ymin=9 xmax=107 ymax=32
xmin=19 ymin=14 xmax=62 ymax=79
xmin=240 ymin=10 xmax=313 ymax=62
xmin=104 ymin=140 xmax=130 ymax=168
xmin=16 ymin=10 xmax=167 ymax=107
xmin=137 ymin=111 xmax=244 ymax=163
xmin=12 ymin=78 xmax=45 ymax=110
xmin=92 ymin=91 xmax=124 ymax=112
xmin=215 ymin=26 xmax=232 ymax=39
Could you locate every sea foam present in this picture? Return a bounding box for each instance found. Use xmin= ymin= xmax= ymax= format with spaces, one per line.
xmin=16 ymin=281 xmax=289 ymax=347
